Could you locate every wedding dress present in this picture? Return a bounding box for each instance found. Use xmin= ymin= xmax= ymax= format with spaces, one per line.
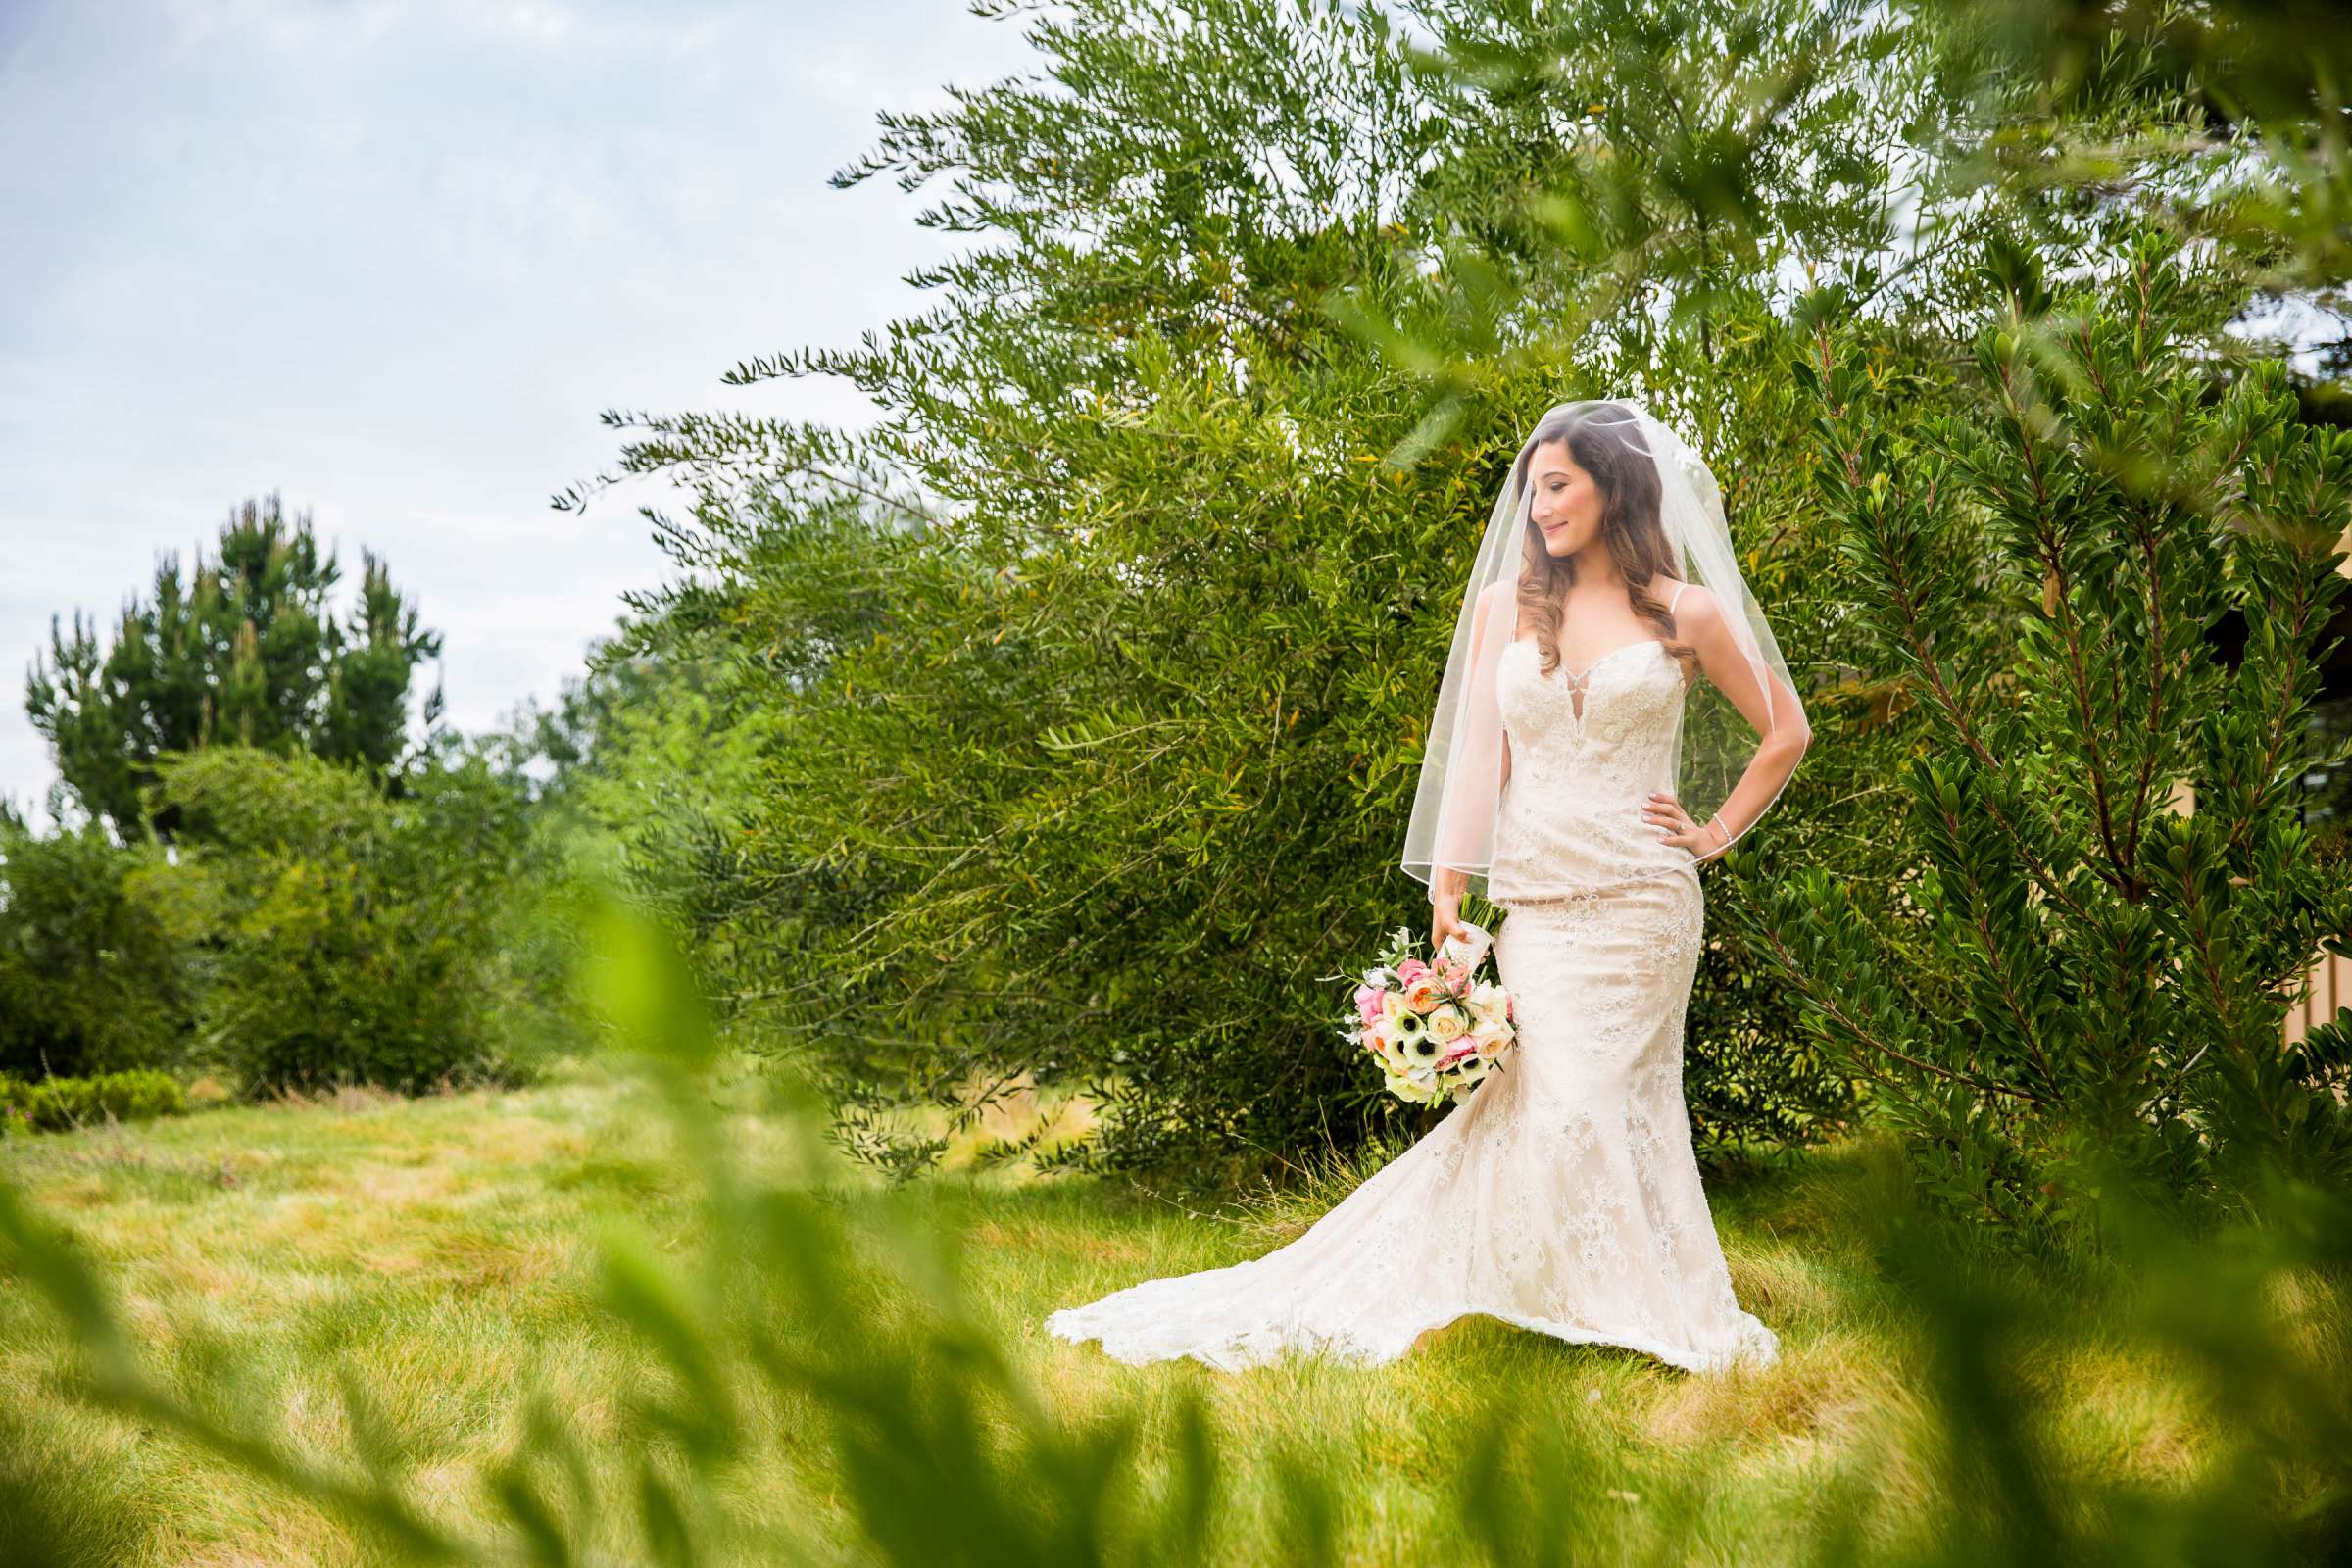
xmin=1045 ymin=580 xmax=1781 ymax=1375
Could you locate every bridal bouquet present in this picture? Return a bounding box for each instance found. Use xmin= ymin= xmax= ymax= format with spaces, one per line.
xmin=1338 ymin=923 xmax=1517 ymax=1106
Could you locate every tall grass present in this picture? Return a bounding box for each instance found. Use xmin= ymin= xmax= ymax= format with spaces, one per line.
xmin=1 ymin=885 xmax=2346 ymax=1564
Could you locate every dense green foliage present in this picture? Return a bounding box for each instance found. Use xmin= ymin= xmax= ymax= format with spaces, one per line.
xmin=497 ymin=632 xmax=782 ymax=935
xmin=0 ymin=1070 xmax=187 ymax=1136
xmin=0 ymin=823 xmax=192 ymax=1081
xmin=3 ymin=745 xmax=578 ymax=1100
xmin=8 ymin=492 xmax=584 ymax=1100
xmin=555 ymin=0 xmax=2352 ymax=1221
xmin=1734 ymin=233 xmax=2352 ymax=1238
xmin=564 ymin=0 xmax=1968 ymax=1183
xmin=24 ymin=494 xmax=442 ymax=840
xmin=151 ymin=746 xmax=561 ymax=1097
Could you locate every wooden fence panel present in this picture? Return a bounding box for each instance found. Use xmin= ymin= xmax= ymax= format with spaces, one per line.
xmin=2286 ymin=948 xmax=2349 ymax=1048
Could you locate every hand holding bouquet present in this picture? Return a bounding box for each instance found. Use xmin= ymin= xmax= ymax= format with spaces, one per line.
xmin=1337 ymin=923 xmax=1517 ymax=1106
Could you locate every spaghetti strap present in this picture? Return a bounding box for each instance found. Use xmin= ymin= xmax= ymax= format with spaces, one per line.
xmin=1669 ymin=580 xmax=1686 ymax=614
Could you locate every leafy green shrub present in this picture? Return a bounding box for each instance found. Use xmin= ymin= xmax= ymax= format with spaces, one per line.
xmin=153 ymin=746 xmax=550 ymax=1097
xmin=0 ymin=1070 xmax=188 ymax=1135
xmin=569 ymin=0 xmax=1908 ymax=1186
xmin=1739 ymin=231 xmax=2352 ymax=1238
xmin=0 ymin=821 xmax=195 ymax=1080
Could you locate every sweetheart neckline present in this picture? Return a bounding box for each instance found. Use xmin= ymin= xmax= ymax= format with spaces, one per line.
xmin=1507 ymin=635 xmax=1666 ymax=684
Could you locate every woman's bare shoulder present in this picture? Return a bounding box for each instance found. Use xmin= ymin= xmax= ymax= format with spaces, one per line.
xmin=1659 ymin=578 xmax=1724 ymax=624
xmin=1472 ymin=578 xmax=1518 ymax=626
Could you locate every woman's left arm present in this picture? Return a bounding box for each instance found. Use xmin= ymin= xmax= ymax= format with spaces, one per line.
xmin=1642 ymin=584 xmax=1811 ymax=863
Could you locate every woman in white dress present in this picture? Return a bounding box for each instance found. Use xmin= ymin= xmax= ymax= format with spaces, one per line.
xmin=1046 ymin=400 xmax=1811 ymax=1374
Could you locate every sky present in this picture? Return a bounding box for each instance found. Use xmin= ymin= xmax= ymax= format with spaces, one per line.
xmin=0 ymin=0 xmax=1042 ymax=824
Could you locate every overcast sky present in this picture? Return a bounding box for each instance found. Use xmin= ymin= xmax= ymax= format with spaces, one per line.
xmin=0 ymin=0 xmax=1039 ymax=825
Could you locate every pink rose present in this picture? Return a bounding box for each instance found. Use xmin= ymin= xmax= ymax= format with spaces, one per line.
xmin=1354 ymin=984 xmax=1386 ymax=1026
xmin=1441 ymin=959 xmax=1470 ymax=993
xmin=1396 ymin=958 xmax=1430 ymax=984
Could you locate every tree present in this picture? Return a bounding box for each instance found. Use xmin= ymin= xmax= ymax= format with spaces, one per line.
xmin=24 ymin=493 xmax=443 ymax=841
xmin=1736 ymin=229 xmax=2352 ymax=1241
xmin=558 ymin=0 xmax=1932 ymax=1183
xmin=152 ymin=745 xmax=542 ymax=1097
xmin=0 ymin=819 xmax=193 ymax=1080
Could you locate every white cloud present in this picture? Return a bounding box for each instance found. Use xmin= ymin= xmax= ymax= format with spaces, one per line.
xmin=0 ymin=0 xmax=1040 ymax=824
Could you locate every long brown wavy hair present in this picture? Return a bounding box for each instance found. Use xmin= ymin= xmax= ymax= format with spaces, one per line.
xmin=1511 ymin=403 xmax=1696 ymax=685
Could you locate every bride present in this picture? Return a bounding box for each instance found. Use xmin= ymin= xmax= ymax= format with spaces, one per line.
xmin=1045 ymin=400 xmax=1811 ymax=1374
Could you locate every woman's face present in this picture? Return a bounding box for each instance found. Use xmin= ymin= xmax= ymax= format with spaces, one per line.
xmin=1527 ymin=438 xmax=1603 ymax=558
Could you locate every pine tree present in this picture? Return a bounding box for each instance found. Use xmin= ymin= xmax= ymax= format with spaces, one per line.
xmin=24 ymin=493 xmax=444 ymax=840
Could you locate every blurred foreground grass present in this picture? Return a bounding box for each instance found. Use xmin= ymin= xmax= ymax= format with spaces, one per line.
xmin=0 ymin=896 xmax=2343 ymax=1565
xmin=4 ymin=1047 xmax=2335 ymax=1564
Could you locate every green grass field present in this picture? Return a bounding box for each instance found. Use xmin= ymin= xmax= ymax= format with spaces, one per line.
xmin=0 ymin=1052 xmax=2295 ymax=1566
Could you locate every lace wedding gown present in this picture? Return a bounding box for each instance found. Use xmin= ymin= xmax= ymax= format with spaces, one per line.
xmin=1045 ymin=587 xmax=1781 ymax=1375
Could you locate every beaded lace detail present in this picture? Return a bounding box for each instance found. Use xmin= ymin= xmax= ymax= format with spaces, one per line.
xmin=1045 ymin=587 xmax=1779 ymax=1376
xmin=1486 ymin=635 xmax=1699 ymax=900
